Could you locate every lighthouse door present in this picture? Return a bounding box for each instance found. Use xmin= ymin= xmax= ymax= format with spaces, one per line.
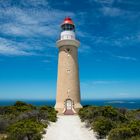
xmin=66 ymin=99 xmax=72 ymax=110
xmin=64 ymin=99 xmax=74 ymax=115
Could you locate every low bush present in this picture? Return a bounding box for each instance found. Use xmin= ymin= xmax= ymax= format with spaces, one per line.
xmin=92 ymin=117 xmax=115 ymax=138
xmin=39 ymin=106 xmax=57 ymax=122
xmin=79 ymin=106 xmax=128 ymax=123
xmin=79 ymin=106 xmax=140 ymax=139
xmin=127 ymin=136 xmax=140 ymax=140
xmin=0 ymin=118 xmax=10 ymax=133
xmin=0 ymin=101 xmax=57 ymax=140
xmin=108 ymin=127 xmax=133 ymax=140
xmin=128 ymin=120 xmax=140 ymax=136
xmin=6 ymin=119 xmax=46 ymax=140
xmin=108 ymin=121 xmax=140 ymax=140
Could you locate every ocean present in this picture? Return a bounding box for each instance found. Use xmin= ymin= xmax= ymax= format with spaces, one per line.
xmin=0 ymin=99 xmax=140 ymax=109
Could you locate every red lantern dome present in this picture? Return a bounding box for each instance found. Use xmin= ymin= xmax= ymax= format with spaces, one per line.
xmin=62 ymin=17 xmax=74 ymax=25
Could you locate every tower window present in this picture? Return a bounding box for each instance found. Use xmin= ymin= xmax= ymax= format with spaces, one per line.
xmin=67 ymin=48 xmax=70 ymax=52
xmin=67 ymin=69 xmax=71 ymax=73
xmin=64 ymin=48 xmax=72 ymax=53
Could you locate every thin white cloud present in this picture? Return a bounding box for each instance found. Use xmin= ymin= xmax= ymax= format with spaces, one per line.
xmin=0 ymin=2 xmax=75 ymax=56
xmin=78 ymin=44 xmax=91 ymax=54
xmin=0 ymin=37 xmax=35 ymax=56
xmin=42 ymin=60 xmax=51 ymax=63
xmin=101 ymin=7 xmax=122 ymax=17
xmin=0 ymin=0 xmax=139 ymax=57
xmin=100 ymin=6 xmax=140 ymax=18
xmin=0 ymin=6 xmax=74 ymax=37
xmin=91 ymin=80 xmax=119 ymax=85
xmin=0 ymin=45 xmax=31 ymax=56
xmin=90 ymin=0 xmax=140 ymax=18
xmin=21 ymin=0 xmax=49 ymax=7
xmin=89 ymin=0 xmax=115 ymax=5
xmin=114 ymin=55 xmax=138 ymax=61
xmin=91 ymin=34 xmax=140 ymax=48
xmin=117 ymin=92 xmax=129 ymax=97
xmin=81 ymin=80 xmax=119 ymax=87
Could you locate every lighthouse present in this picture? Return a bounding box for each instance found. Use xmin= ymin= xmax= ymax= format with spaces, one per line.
xmin=55 ymin=17 xmax=82 ymax=115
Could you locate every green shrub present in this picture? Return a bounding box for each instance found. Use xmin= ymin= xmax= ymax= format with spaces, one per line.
xmin=127 ymin=136 xmax=140 ymax=140
xmin=79 ymin=107 xmax=90 ymax=122
xmin=79 ymin=106 xmax=128 ymax=123
xmin=126 ymin=110 xmax=140 ymax=121
xmin=108 ymin=121 xmax=140 ymax=140
xmin=14 ymin=101 xmax=28 ymax=107
xmin=39 ymin=106 xmax=57 ymax=122
xmin=0 ymin=118 xmax=10 ymax=133
xmin=14 ymin=101 xmax=36 ymax=112
xmin=7 ymin=119 xmax=47 ymax=140
xmin=79 ymin=106 xmax=140 ymax=140
xmin=92 ymin=117 xmax=115 ymax=138
xmin=108 ymin=127 xmax=133 ymax=140
xmin=0 ymin=101 xmax=57 ymax=140
xmin=128 ymin=120 xmax=140 ymax=136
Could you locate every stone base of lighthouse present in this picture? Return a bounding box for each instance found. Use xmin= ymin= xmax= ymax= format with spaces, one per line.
xmin=55 ymin=102 xmax=82 ymax=115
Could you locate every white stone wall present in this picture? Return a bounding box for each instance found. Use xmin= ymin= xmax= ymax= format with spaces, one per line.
xmin=60 ymin=31 xmax=75 ymax=40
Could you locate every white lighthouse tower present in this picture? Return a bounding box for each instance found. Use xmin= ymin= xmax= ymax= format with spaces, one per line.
xmin=55 ymin=17 xmax=82 ymax=115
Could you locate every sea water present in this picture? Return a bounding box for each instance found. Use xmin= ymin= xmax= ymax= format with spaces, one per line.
xmin=0 ymin=99 xmax=140 ymax=109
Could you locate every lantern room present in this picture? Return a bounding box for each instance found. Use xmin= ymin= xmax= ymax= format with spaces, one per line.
xmin=61 ymin=17 xmax=75 ymax=31
xmin=60 ymin=17 xmax=76 ymax=40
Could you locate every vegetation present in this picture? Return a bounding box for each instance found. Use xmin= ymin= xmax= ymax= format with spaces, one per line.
xmin=92 ymin=117 xmax=115 ymax=138
xmin=78 ymin=106 xmax=140 ymax=139
xmin=0 ymin=101 xmax=57 ymax=140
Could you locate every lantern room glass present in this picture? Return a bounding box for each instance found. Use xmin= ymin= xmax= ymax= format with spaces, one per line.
xmin=61 ymin=24 xmax=75 ymax=31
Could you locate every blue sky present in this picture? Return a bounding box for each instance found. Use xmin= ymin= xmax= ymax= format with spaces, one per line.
xmin=0 ymin=0 xmax=140 ymax=100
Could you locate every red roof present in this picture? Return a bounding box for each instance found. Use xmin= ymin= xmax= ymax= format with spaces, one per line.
xmin=62 ymin=17 xmax=74 ymax=25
